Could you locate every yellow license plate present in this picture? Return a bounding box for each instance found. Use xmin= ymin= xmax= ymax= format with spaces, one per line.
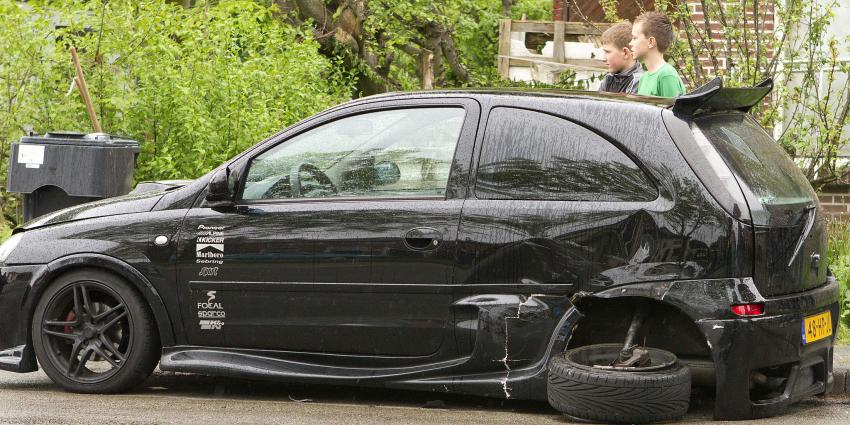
xmin=802 ymin=311 xmax=832 ymax=345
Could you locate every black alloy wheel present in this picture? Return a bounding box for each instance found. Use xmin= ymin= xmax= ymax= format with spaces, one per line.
xmin=32 ymin=269 xmax=159 ymax=393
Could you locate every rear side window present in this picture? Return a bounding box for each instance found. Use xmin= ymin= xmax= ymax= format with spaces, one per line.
xmin=475 ymin=107 xmax=656 ymax=202
xmin=694 ymin=114 xmax=816 ymax=221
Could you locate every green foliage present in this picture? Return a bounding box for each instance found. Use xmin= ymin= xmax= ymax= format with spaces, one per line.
xmin=0 ymin=221 xmax=10 ymax=244
xmin=511 ymin=0 xmax=556 ymax=21
xmin=828 ymin=220 xmax=850 ymax=329
xmin=0 ymin=0 xmax=354 ymax=227
xmin=353 ymin=0 xmax=554 ymax=90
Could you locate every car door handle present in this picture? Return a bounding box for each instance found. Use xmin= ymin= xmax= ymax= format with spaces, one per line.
xmin=404 ymin=227 xmax=442 ymax=251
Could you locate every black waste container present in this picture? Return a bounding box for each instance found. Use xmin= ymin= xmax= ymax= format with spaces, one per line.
xmin=6 ymin=132 xmax=139 ymax=221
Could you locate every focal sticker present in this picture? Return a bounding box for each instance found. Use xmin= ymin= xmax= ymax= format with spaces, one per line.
xmin=196 ymin=225 xmax=225 ymax=265
xmin=197 ymin=290 xmax=226 ymax=328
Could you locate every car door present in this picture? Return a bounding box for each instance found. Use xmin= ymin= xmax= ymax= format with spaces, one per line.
xmin=457 ymin=104 xmax=662 ymax=292
xmin=176 ymin=100 xmax=479 ymax=357
xmin=453 ymin=103 xmax=663 ymax=368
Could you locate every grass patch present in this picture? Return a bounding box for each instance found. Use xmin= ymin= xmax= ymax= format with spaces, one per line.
xmin=838 ymin=323 xmax=850 ymax=345
xmin=828 ymin=220 xmax=850 ymax=330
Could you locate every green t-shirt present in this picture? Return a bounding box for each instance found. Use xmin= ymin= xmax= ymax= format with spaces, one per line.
xmin=636 ymin=63 xmax=686 ymax=98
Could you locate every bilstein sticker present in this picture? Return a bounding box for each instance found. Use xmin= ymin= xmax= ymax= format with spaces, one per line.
xmin=196 ymin=225 xmax=225 ymax=265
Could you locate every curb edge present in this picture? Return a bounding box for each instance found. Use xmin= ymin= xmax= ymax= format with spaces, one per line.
xmin=829 ymin=367 xmax=849 ymax=397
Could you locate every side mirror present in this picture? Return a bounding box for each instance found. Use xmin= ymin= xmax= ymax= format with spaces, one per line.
xmin=204 ymin=168 xmax=236 ymax=208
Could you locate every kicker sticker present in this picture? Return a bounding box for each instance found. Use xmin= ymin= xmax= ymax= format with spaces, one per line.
xmin=196 ymin=225 xmax=225 ymax=265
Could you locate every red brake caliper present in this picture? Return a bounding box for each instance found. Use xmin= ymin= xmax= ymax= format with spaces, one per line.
xmin=64 ymin=310 xmax=76 ymax=335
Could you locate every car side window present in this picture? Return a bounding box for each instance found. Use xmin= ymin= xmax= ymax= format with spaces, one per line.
xmin=475 ymin=107 xmax=656 ymax=202
xmin=241 ymin=107 xmax=465 ymax=201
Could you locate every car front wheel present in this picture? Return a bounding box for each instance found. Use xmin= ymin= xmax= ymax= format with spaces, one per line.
xmin=31 ymin=269 xmax=159 ymax=393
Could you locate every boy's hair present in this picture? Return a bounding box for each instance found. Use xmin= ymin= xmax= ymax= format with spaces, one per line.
xmin=600 ymin=22 xmax=633 ymax=50
xmin=634 ymin=11 xmax=676 ymax=53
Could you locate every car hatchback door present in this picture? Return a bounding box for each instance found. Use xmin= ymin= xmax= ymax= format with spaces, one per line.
xmin=176 ymin=100 xmax=479 ymax=357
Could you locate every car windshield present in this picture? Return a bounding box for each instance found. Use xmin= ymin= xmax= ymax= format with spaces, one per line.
xmin=694 ymin=113 xmax=816 ymax=224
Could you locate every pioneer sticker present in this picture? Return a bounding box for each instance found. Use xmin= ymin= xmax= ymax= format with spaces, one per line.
xmin=196 ymin=225 xmax=225 ymax=265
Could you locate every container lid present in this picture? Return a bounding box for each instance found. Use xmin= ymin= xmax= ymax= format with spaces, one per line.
xmin=19 ymin=131 xmax=139 ymax=147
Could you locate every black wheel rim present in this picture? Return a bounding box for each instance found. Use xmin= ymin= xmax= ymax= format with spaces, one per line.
xmin=40 ymin=281 xmax=132 ymax=383
xmin=566 ymin=343 xmax=677 ymax=372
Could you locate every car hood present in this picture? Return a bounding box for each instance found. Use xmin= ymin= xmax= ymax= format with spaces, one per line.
xmin=20 ymin=190 xmax=166 ymax=231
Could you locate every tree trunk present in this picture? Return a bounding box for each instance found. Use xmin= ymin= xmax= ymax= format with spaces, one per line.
xmin=419 ymin=49 xmax=434 ymax=90
xmin=502 ymin=0 xmax=513 ymax=17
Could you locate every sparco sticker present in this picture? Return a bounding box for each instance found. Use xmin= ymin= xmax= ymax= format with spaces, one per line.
xmin=197 ymin=290 xmax=226 ymax=329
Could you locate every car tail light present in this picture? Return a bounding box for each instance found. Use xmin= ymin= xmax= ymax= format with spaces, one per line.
xmin=731 ymin=303 xmax=765 ymax=317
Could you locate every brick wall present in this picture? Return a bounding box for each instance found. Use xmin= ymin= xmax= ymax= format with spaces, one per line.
xmin=819 ymin=184 xmax=850 ymax=222
xmin=553 ymin=0 xmax=566 ymax=21
xmin=683 ymin=1 xmax=776 ymax=76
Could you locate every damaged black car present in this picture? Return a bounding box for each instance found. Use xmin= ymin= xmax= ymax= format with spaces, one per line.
xmin=0 ymin=78 xmax=839 ymax=423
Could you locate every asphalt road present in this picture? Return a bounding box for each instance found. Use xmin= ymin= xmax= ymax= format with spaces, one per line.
xmin=0 ymin=369 xmax=848 ymax=425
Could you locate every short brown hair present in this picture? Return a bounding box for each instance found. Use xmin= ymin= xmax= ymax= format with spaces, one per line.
xmin=600 ymin=22 xmax=633 ymax=50
xmin=634 ymin=11 xmax=676 ymax=53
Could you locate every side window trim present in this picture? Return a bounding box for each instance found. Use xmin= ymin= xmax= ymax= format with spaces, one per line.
xmin=471 ymin=106 xmax=658 ymax=202
xmin=234 ymin=102 xmax=476 ymax=204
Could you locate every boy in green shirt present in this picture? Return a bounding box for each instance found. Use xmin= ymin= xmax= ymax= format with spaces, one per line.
xmin=629 ymin=12 xmax=686 ymax=98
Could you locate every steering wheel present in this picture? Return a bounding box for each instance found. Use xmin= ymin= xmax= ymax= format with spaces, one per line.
xmin=289 ymin=162 xmax=337 ymax=198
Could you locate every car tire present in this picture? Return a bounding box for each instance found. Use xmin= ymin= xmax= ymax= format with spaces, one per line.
xmin=547 ymin=343 xmax=691 ymax=424
xmin=31 ymin=269 xmax=160 ymax=393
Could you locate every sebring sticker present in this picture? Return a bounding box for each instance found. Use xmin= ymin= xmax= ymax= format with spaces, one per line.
xmin=196 ymin=225 xmax=225 ymax=265
xmin=197 ymin=290 xmax=226 ymax=329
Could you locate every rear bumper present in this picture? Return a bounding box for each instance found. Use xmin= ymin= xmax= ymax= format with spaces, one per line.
xmin=700 ymin=276 xmax=840 ymax=420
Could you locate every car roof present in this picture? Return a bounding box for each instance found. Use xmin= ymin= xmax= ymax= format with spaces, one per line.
xmin=358 ymin=88 xmax=675 ymax=109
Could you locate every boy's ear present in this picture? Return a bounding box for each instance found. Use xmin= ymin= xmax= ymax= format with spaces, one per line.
xmin=622 ymin=46 xmax=632 ymax=57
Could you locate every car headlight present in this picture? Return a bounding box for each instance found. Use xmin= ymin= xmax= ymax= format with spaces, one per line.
xmin=0 ymin=233 xmax=23 ymax=264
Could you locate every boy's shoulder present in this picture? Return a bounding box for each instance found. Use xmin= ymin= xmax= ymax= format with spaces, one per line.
xmin=657 ymin=62 xmax=681 ymax=77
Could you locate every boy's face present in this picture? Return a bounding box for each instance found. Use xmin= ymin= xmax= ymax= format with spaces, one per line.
xmin=629 ymin=23 xmax=653 ymax=60
xmin=601 ymin=43 xmax=633 ymax=74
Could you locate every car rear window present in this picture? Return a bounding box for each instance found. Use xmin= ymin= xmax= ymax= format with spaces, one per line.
xmin=694 ymin=114 xmax=816 ymax=223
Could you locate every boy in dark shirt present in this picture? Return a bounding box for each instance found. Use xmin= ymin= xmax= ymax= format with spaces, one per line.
xmin=598 ymin=22 xmax=643 ymax=94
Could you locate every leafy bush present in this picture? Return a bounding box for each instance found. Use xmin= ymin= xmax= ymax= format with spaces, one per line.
xmin=0 ymin=221 xmax=10 ymax=243
xmin=0 ymin=0 xmax=354 ymax=227
xmin=828 ymin=220 xmax=850 ymax=329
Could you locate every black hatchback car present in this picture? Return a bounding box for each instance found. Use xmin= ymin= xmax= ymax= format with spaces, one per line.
xmin=0 ymin=78 xmax=839 ymax=423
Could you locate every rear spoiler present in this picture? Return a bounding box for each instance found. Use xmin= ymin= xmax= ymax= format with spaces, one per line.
xmin=672 ymin=77 xmax=773 ymax=116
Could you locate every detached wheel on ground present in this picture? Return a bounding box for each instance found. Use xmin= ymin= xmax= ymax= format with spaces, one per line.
xmin=547 ymin=343 xmax=691 ymax=424
xmin=31 ymin=269 xmax=160 ymax=393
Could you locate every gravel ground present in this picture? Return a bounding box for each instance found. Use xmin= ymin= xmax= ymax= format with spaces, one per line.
xmin=0 ymin=368 xmax=848 ymax=425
